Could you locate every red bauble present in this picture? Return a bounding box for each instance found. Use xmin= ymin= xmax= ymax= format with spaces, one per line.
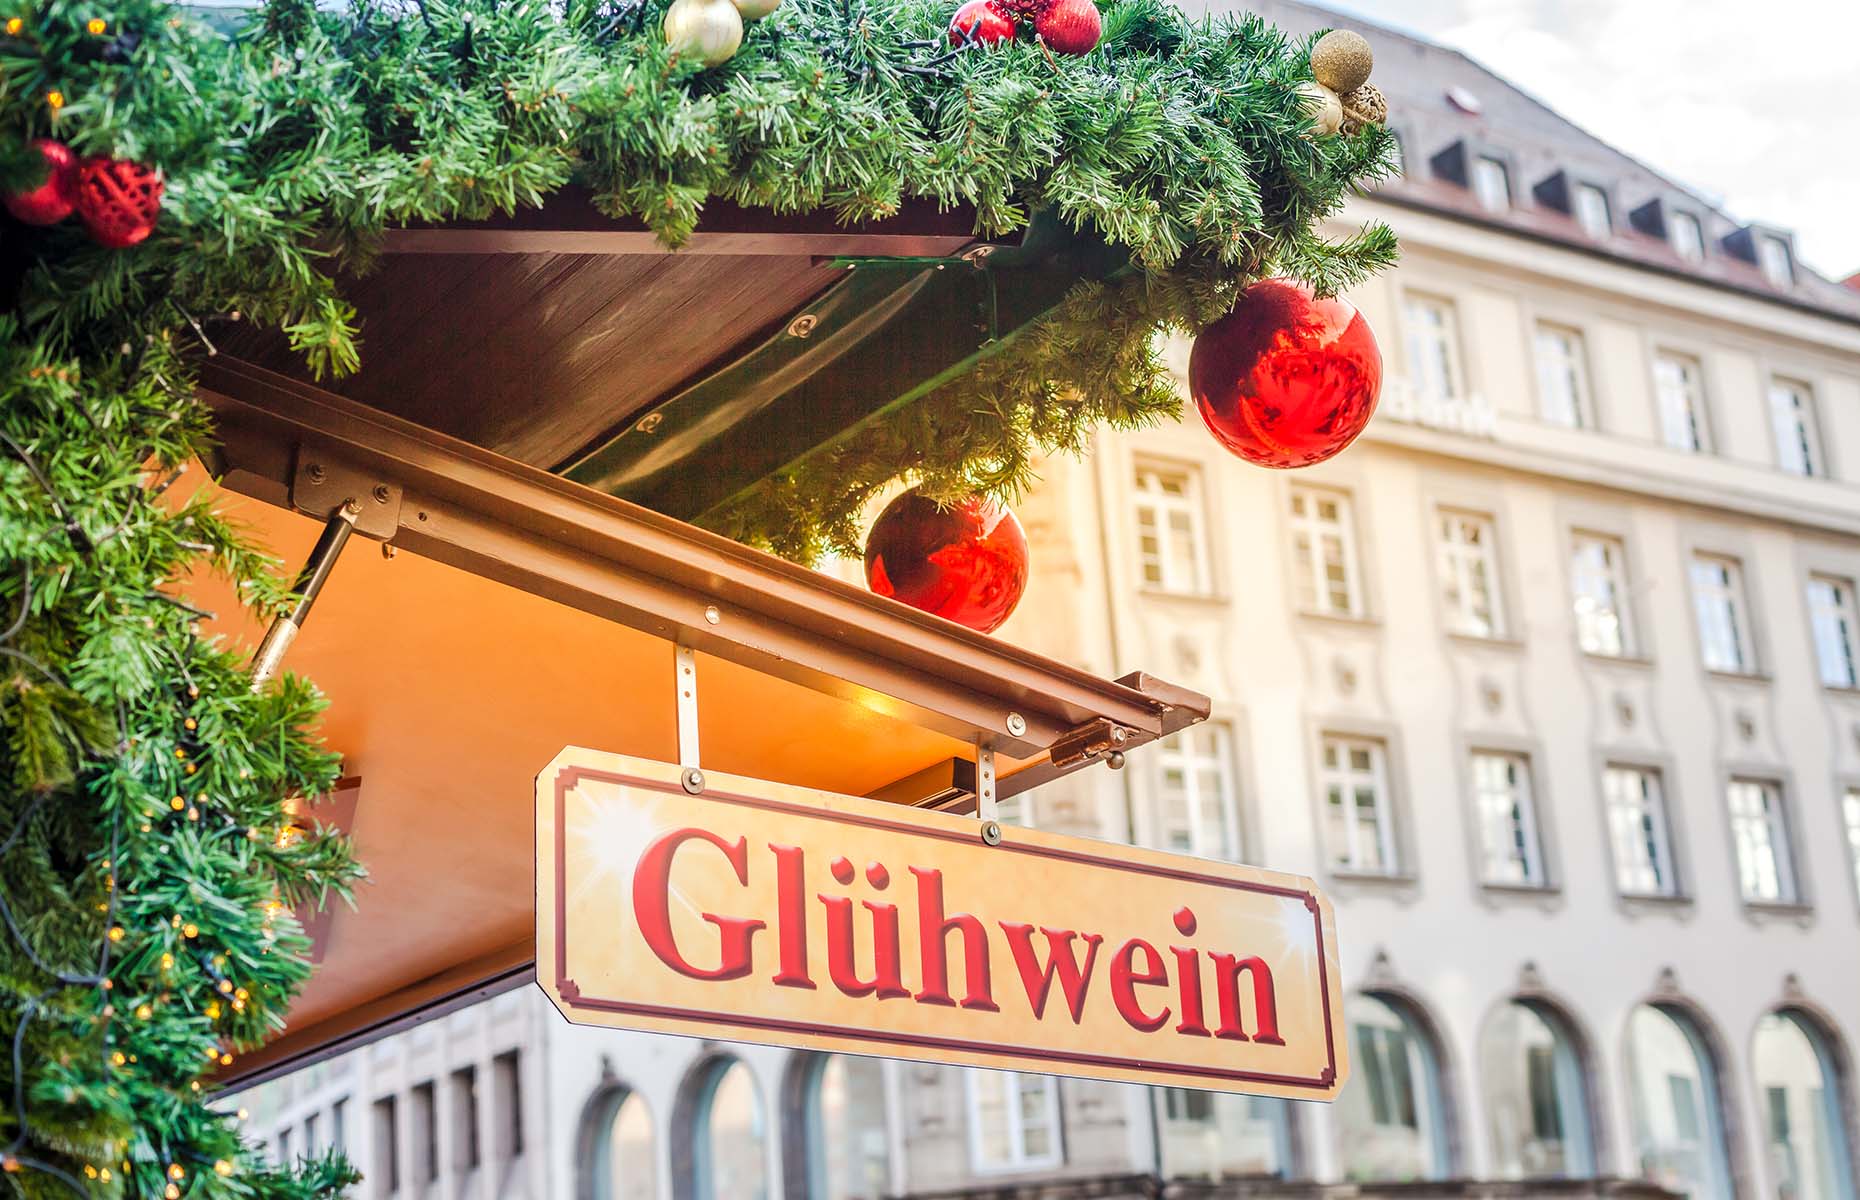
xmin=4 ymin=139 xmax=80 ymax=226
xmin=1034 ymin=0 xmax=1100 ymax=54
xmin=948 ymin=0 xmax=1014 ymax=45
xmin=1189 ymin=278 xmax=1382 ymax=469
xmin=863 ymin=490 xmax=1029 ymax=634
xmin=74 ymin=155 xmax=163 ymax=248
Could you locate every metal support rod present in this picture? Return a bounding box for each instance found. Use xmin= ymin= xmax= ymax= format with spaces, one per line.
xmin=976 ymin=745 xmax=996 ymax=822
xmin=250 ymin=502 xmax=359 ymax=688
xmin=676 ymin=645 xmax=703 ymax=793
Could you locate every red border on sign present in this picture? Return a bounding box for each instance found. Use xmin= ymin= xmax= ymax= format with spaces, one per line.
xmin=550 ymin=765 xmax=1339 ymax=1090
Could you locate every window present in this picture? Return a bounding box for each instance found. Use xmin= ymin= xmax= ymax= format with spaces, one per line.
xmin=1753 ymin=1013 xmax=1856 ymax=1200
xmin=1669 ymin=210 xmax=1706 ymax=264
xmin=1807 ymin=576 xmax=1858 ymax=688
xmin=1402 ymin=294 xmax=1465 ymax=404
xmin=1480 ymin=1002 xmax=1595 ymax=1179
xmin=1689 ymin=555 xmax=1753 ymax=673
xmin=1387 ymin=132 xmax=1405 ymax=175
xmin=277 ymin=1127 xmax=292 ymax=1165
xmin=331 ymin=1099 xmax=347 ymax=1155
xmin=1148 ymin=722 xmax=1241 ymax=861
xmin=1319 ymin=735 xmax=1397 ymax=874
xmin=451 ymin=1066 xmax=480 ymax=1173
xmin=1726 ymin=779 xmax=1797 ymax=904
xmin=412 ymin=1081 xmax=438 ymax=1187
xmin=1472 ymin=155 xmax=1511 ymax=212
xmin=1436 ymin=509 xmax=1506 ymax=638
xmin=1338 ymin=994 xmax=1449 ymax=1181
xmin=1155 ymin=1089 xmax=1291 ymax=1180
xmin=694 ymin=1059 xmax=769 ymax=1200
xmin=1289 ymin=486 xmax=1364 ymax=617
xmin=1470 ymin=752 xmax=1546 ymax=886
xmin=1653 ymin=353 xmax=1709 ymax=452
xmin=1603 ymin=766 xmax=1679 ymax=897
xmin=591 ymin=1089 xmax=656 ymax=1200
xmin=1768 ymin=377 xmax=1826 ymax=477
xmin=304 ymin=1113 xmax=319 ymax=1156
xmin=1626 ymin=1005 xmax=1733 ymax=1200
xmin=1573 ymin=184 xmax=1611 ymax=239
xmin=1133 ymin=465 xmax=1211 ymax=594
xmin=1570 ymin=533 xmax=1635 ymax=657
xmin=804 ymin=1055 xmax=891 ymax=1200
xmin=492 ymin=1050 xmax=523 ymax=1162
xmin=372 ymin=1097 xmax=399 ymax=1193
xmin=1534 ymin=323 xmax=1594 ymax=429
xmin=1845 ymin=789 xmax=1860 ymax=904
xmin=967 ymin=1069 xmax=1062 ymax=1171
xmin=1757 ymin=234 xmax=1794 ymax=287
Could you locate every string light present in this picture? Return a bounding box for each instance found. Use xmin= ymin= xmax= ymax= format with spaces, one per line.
xmin=44 ymin=89 xmax=62 ymax=108
xmin=160 ymin=952 xmax=173 ymax=970
xmin=169 ymin=796 xmax=184 ymax=811
xmin=164 ymin=1184 xmax=180 ymax=1199
xmin=204 ymin=1000 xmax=220 ymax=1018
xmin=167 ymin=1164 xmax=184 ymax=1180
xmin=86 ymin=16 xmax=104 ymax=32
xmin=108 ymin=926 xmax=125 ymax=942
xmin=182 ymin=922 xmax=198 ymax=938
xmin=5 ymin=17 xmax=22 ymax=32
xmin=135 ymin=1004 xmax=151 ymax=1019
xmin=214 ymin=1160 xmax=233 ymax=1176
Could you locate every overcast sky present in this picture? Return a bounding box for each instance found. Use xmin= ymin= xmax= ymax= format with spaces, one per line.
xmin=1322 ymin=0 xmax=1860 ymax=281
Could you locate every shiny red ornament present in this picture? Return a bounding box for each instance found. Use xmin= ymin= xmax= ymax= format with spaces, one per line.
xmin=1034 ymin=0 xmax=1100 ymax=54
xmin=1189 ymin=278 xmax=1382 ymax=469
xmin=863 ymin=490 xmax=1029 ymax=634
xmin=74 ymin=155 xmax=163 ymax=248
xmin=948 ymin=0 xmax=1014 ymax=45
xmin=4 ymin=139 xmax=80 ymax=226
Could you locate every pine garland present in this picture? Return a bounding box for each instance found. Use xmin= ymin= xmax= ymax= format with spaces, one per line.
xmin=0 ymin=0 xmax=1393 ymax=1190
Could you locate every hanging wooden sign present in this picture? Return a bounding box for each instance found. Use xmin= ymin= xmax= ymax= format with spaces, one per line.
xmin=536 ymin=748 xmax=1348 ymax=1099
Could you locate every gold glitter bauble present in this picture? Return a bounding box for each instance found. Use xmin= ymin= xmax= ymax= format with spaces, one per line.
xmin=1340 ymin=83 xmax=1388 ymax=134
xmin=1296 ymin=81 xmax=1343 ymax=136
xmin=1310 ymin=29 xmax=1374 ymax=94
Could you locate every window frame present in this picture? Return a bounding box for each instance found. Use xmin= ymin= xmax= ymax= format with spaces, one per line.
xmin=1472 ymin=155 xmax=1512 ymax=213
xmin=1668 ymin=209 xmax=1707 ymax=264
xmin=1468 ymin=750 xmax=1549 ymax=889
xmin=1842 ymin=785 xmax=1860 ymax=912
xmin=1766 ymin=376 xmax=1826 ymax=479
xmin=1131 ymin=461 xmax=1215 ymax=596
xmin=1600 ymin=763 xmax=1682 ymax=899
xmin=1288 ymin=484 xmax=1367 ymax=619
xmin=1756 ymin=234 xmax=1794 ymax=287
xmin=1723 ymin=776 xmax=1801 ymax=907
xmin=1569 ymin=531 xmax=1639 ymax=659
xmin=1652 ymin=350 xmax=1712 ymax=454
xmin=965 ymin=1069 xmax=1064 ymax=1173
xmin=1143 ymin=720 xmax=1244 ymax=862
xmin=1688 ymin=553 xmax=1756 ymax=675
xmin=1401 ymin=292 xmax=1468 ymax=406
xmin=1572 ymin=183 xmax=1611 ymax=239
xmin=1435 ymin=507 xmax=1508 ymax=639
xmin=1806 ymin=574 xmax=1859 ymax=689
xmin=1532 ymin=322 xmax=1595 ymax=430
xmin=1317 ymin=732 xmax=1401 ymax=877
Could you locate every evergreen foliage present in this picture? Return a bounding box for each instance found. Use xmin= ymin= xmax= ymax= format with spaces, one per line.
xmin=0 ymin=0 xmax=1393 ymax=1188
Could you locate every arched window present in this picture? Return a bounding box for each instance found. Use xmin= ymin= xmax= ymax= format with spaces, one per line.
xmin=694 ymin=1058 xmax=770 ymax=1200
xmin=1753 ymin=1011 xmax=1857 ymax=1200
xmin=1337 ymin=993 xmax=1450 ymax=1181
xmin=1479 ymin=1000 xmax=1595 ymax=1178
xmin=1154 ymin=1087 xmax=1292 ymax=1180
xmin=1625 ymin=1004 xmax=1734 ymax=1200
xmin=586 ymin=1088 xmax=656 ymax=1200
xmin=802 ymin=1054 xmax=891 ymax=1199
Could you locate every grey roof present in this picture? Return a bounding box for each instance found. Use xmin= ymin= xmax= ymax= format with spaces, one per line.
xmin=1227 ymin=0 xmax=1860 ymax=325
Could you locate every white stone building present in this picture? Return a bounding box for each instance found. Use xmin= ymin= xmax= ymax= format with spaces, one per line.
xmin=228 ymin=3 xmax=1860 ymax=1197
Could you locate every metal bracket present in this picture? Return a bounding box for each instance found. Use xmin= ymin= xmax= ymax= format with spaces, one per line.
xmin=676 ymin=645 xmax=703 ymax=794
xmin=1048 ymin=717 xmax=1133 ymax=772
xmin=291 ymin=449 xmax=404 ymax=540
xmin=976 ymin=744 xmax=1001 ymax=845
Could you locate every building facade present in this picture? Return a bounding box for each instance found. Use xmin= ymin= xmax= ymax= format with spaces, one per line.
xmin=229 ymin=3 xmax=1860 ymax=1197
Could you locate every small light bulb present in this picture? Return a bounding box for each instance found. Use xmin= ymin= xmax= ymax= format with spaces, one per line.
xmin=219 ymin=1052 xmax=233 ymax=1065
xmin=135 ymin=1004 xmax=151 ymax=1019
xmin=182 ymin=923 xmax=198 ymax=938
xmin=217 ymin=979 xmax=232 ymax=993
xmin=205 ymin=1001 xmax=221 ymax=1018
xmin=111 ymin=1051 xmax=125 ymax=1066
xmin=170 ymin=796 xmax=185 ymax=811
xmin=161 ymin=953 xmax=174 ymax=970
xmin=5 ymin=17 xmax=22 ymax=33
xmin=165 ymin=1184 xmax=180 ymax=1199
xmin=44 ymin=89 xmax=62 ymax=109
xmin=86 ymin=17 xmax=104 ymax=33
xmin=214 ymin=1160 xmax=233 ymax=1176
xmin=184 ymin=717 xmax=197 ymax=731
xmin=108 ymin=927 xmax=125 ymax=942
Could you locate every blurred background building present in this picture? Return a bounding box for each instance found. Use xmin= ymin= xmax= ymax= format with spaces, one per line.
xmin=226 ymin=1 xmax=1860 ymax=1196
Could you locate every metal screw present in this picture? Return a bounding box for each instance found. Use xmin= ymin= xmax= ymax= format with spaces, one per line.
xmin=786 ymin=313 xmax=819 ymax=339
xmin=1005 ymin=712 xmax=1027 ymax=737
xmin=305 ymin=463 xmax=326 ymax=484
xmin=340 ymin=498 xmax=362 ymax=518
xmin=637 ymin=413 xmax=663 ymax=434
xmin=980 ymin=820 xmax=1003 ymax=846
xmin=704 ymin=605 xmax=721 ymax=626
xmin=417 ymin=511 xmax=429 ymax=522
xmin=682 ymin=768 xmax=705 ymax=795
xmin=1106 ymin=751 xmax=1126 ymax=771
xmin=372 ymin=484 xmax=392 ymax=504
xmin=961 ymin=244 xmax=997 ymax=263
xmin=381 ymin=543 xmax=398 ymax=560
xmin=1109 ymin=726 xmax=1130 ymax=745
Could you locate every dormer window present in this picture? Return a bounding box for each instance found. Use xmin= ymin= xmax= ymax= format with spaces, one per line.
xmin=1472 ymin=156 xmax=1511 ymax=213
xmin=1573 ymin=184 xmax=1611 ymax=239
xmin=1669 ymin=211 xmax=1705 ymax=264
xmin=1757 ymin=234 xmax=1793 ymax=287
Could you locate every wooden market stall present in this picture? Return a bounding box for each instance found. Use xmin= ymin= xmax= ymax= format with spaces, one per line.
xmin=194 ymin=198 xmax=1206 ymax=1086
